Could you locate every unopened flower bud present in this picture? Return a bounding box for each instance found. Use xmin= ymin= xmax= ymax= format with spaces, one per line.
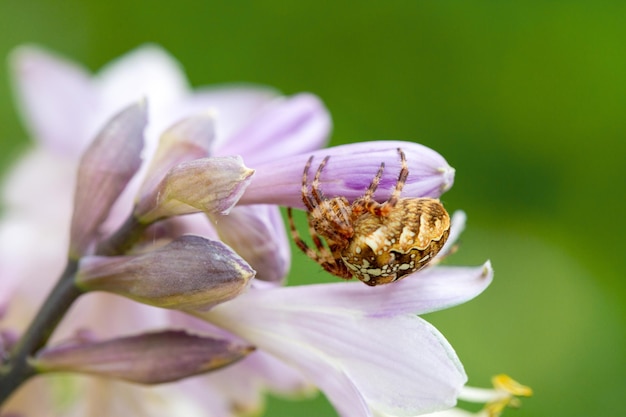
xmin=69 ymin=100 xmax=147 ymax=258
xmin=137 ymin=113 xmax=215 ymax=206
xmin=135 ymin=156 xmax=255 ymax=223
xmin=240 ymin=141 xmax=455 ymax=208
xmin=76 ymin=235 xmax=254 ymax=310
xmin=32 ymin=330 xmax=254 ymax=384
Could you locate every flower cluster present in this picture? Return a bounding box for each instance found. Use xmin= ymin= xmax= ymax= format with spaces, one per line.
xmin=0 ymin=45 xmax=522 ymax=417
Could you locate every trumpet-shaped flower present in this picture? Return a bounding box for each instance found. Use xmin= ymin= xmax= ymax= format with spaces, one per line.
xmin=0 ymin=44 xmax=493 ymax=417
xmin=1 ymin=44 xmax=330 ymax=416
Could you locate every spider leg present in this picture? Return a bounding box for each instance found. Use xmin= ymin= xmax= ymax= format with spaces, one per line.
xmin=385 ymin=148 xmax=408 ymax=208
xmin=287 ymin=207 xmax=319 ymax=260
xmin=367 ymin=148 xmax=408 ymax=217
xmin=288 ymin=207 xmax=352 ymax=280
xmin=311 ymin=155 xmax=331 ymax=204
xmin=306 ymin=212 xmax=336 ymax=261
xmin=350 ymin=161 xmax=385 ymax=218
xmin=301 ymin=156 xmax=316 ymax=211
xmin=362 ymin=162 xmax=385 ymax=203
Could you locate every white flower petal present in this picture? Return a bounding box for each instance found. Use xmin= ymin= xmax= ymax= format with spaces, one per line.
xmin=0 ymin=149 xmax=74 ymax=315
xmin=201 ymin=279 xmax=471 ymax=417
xmin=220 ymin=262 xmax=492 ymax=319
xmin=95 ymin=44 xmax=189 ymax=127
xmin=10 ymin=46 xmax=96 ymax=156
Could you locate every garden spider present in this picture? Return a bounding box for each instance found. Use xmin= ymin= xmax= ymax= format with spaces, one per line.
xmin=287 ymin=148 xmax=450 ymax=286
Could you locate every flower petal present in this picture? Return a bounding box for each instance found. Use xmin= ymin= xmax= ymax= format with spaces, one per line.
xmin=211 ymin=205 xmax=290 ymax=283
xmin=95 ymin=44 xmax=189 ymax=127
xmin=166 ymin=312 xmax=314 ymax=408
xmin=33 ymin=330 xmax=254 ymax=384
xmin=251 ymin=261 xmax=492 ymax=318
xmin=0 ymin=149 xmax=75 ymax=310
xmin=9 ymin=45 xmax=96 ymax=156
xmin=216 ymin=93 xmax=331 ymax=166
xmin=76 ymin=235 xmax=254 ymax=310
xmin=189 ymin=85 xmax=279 ymax=143
xmin=240 ymin=141 xmax=455 ymax=208
xmin=69 ymin=100 xmax=147 ymax=257
xmin=200 ymin=275 xmax=474 ymax=417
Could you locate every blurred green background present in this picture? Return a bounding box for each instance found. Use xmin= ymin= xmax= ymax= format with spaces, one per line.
xmin=1 ymin=1 xmax=624 ymax=416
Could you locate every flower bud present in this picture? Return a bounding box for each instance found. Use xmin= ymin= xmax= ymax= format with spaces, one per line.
xmin=32 ymin=330 xmax=254 ymax=384
xmin=69 ymin=100 xmax=147 ymax=257
xmin=76 ymin=235 xmax=254 ymax=310
xmin=135 ymin=156 xmax=255 ymax=223
xmin=137 ymin=113 xmax=215 ymax=207
xmin=240 ymin=141 xmax=455 ymax=209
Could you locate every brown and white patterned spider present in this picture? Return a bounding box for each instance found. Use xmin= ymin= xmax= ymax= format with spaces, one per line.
xmin=287 ymin=148 xmax=451 ymax=286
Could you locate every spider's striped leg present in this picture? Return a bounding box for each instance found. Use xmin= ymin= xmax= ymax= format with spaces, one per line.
xmin=351 ymin=161 xmax=385 ymax=218
xmin=311 ymin=155 xmax=330 ymax=204
xmin=363 ymin=162 xmax=385 ymax=202
xmin=324 ymin=241 xmax=353 ymax=279
xmin=370 ymin=148 xmax=408 ymax=217
xmin=287 ymin=207 xmax=319 ymax=260
xmin=287 ymin=207 xmax=352 ymax=280
xmin=301 ymin=156 xmax=316 ymax=211
xmin=386 ymin=148 xmax=409 ymax=207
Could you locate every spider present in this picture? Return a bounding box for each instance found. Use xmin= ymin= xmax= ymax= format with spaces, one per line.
xmin=287 ymin=148 xmax=451 ymax=286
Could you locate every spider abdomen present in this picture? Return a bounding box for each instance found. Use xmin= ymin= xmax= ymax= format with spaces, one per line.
xmin=341 ymin=198 xmax=450 ymax=286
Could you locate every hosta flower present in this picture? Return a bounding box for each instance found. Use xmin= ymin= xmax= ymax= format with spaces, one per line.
xmin=1 ymin=44 xmax=329 ymax=416
xmin=0 ymin=44 xmax=493 ymax=417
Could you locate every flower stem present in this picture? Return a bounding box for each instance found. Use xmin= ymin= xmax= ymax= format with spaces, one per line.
xmin=0 ymin=215 xmax=148 ymax=407
xmin=96 ymin=215 xmax=147 ymax=256
xmin=0 ymin=260 xmax=82 ymax=406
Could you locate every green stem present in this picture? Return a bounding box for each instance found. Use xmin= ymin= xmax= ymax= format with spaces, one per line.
xmin=0 ymin=260 xmax=81 ymax=405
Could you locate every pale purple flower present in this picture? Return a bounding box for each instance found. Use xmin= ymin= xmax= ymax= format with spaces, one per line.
xmin=0 ymin=44 xmax=491 ymax=417
xmin=1 ymin=44 xmax=329 ymax=416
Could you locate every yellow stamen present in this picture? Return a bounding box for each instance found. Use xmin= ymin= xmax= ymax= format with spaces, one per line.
xmin=492 ymin=374 xmax=533 ymax=397
xmin=483 ymin=374 xmax=532 ymax=417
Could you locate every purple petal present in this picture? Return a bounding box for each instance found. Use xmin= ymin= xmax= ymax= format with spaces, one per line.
xmin=240 ymin=140 xmax=455 ymax=208
xmin=246 ymin=261 xmax=492 ymax=318
xmin=187 ymin=85 xmax=279 ymax=142
xmin=211 ymin=205 xmax=290 ymax=283
xmin=215 ymin=93 xmax=331 ymax=166
xmin=201 ymin=283 xmax=468 ymax=417
xmin=9 ymin=45 xmax=97 ymax=156
xmin=76 ymin=235 xmax=254 ymax=310
xmin=33 ymin=330 xmax=254 ymax=384
xmin=69 ymin=101 xmax=146 ymax=257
